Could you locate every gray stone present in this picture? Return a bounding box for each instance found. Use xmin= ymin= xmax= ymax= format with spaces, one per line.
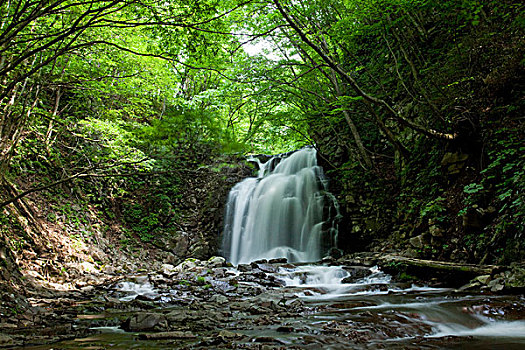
xmin=174 ymin=234 xmax=190 ymax=257
xmin=103 ymin=265 xmax=117 ymax=274
xmin=139 ymin=331 xmax=195 ymax=340
xmin=166 ymin=311 xmax=188 ymax=323
xmin=211 ymin=280 xmax=236 ymax=293
xmin=218 ymin=330 xmax=240 ymax=339
xmin=208 ymin=256 xmax=226 ymax=268
xmin=409 ymin=234 xmax=426 ymax=249
xmin=237 ymin=264 xmax=252 ymax=272
xmin=505 ymin=266 xmax=525 ymax=289
xmin=441 ymin=152 xmax=468 ymax=174
xmin=124 ymin=312 xmax=167 ymax=331
xmin=488 ymin=278 xmax=505 ymax=292
xmin=161 ymin=264 xmax=177 ymax=277
xmin=174 ymin=259 xmax=197 ymax=272
xmin=210 ymin=294 xmax=228 ymax=304
xmin=475 ymin=275 xmax=491 ymax=285
xmin=0 ymin=334 xmax=13 ymax=345
xmin=458 ymin=281 xmax=481 ymax=291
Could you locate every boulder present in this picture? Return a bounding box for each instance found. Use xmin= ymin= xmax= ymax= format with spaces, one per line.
xmin=161 ymin=264 xmax=177 ymax=277
xmin=0 ymin=334 xmax=13 ymax=346
xmin=441 ymin=152 xmax=468 ymax=175
xmin=210 ymin=294 xmax=228 ymax=304
xmin=123 ymin=312 xmax=167 ymax=331
xmin=475 ymin=275 xmax=491 ymax=285
xmin=409 ymin=234 xmax=426 ymax=249
xmin=174 ymin=259 xmax=197 ymax=272
xmin=207 ymin=256 xmax=226 ymax=268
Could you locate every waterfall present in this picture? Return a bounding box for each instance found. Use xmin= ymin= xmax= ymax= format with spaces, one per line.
xmin=222 ymin=147 xmax=339 ymax=265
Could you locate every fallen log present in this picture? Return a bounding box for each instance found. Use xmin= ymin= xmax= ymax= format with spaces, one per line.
xmin=378 ymin=255 xmax=504 ymax=286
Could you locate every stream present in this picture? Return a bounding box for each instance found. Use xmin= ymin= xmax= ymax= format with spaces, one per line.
xmin=5 ymin=148 xmax=523 ymax=349
xmin=11 ymin=259 xmax=525 ymax=350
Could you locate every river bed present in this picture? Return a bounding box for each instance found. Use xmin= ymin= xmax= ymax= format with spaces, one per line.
xmin=6 ymin=258 xmax=524 ymax=350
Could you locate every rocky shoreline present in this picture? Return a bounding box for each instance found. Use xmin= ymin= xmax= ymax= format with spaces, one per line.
xmin=1 ymin=254 xmax=524 ymax=349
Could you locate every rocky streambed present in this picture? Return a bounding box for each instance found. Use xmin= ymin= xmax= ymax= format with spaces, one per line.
xmin=1 ymin=256 xmax=525 ymax=349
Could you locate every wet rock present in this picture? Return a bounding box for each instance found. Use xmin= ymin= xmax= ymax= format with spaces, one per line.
xmin=229 ymin=301 xmax=250 ymax=311
xmin=0 ymin=322 xmax=18 ymax=329
xmin=256 ymin=263 xmax=279 ymax=273
xmin=196 ymin=336 xmax=226 ymax=347
xmin=321 ymin=256 xmax=336 ymax=264
xmin=248 ymin=305 xmax=270 ymax=315
xmin=161 ymin=264 xmax=178 ymax=277
xmin=253 ymin=336 xmax=285 ymax=344
xmin=208 ymin=256 xmax=226 ymax=268
xmin=174 ymin=235 xmax=190 ymax=258
xmin=237 ymin=264 xmax=252 ymax=272
xmin=79 ymin=262 xmax=100 ymax=274
xmin=252 ymin=259 xmax=268 ymax=265
xmin=505 ymin=265 xmax=525 ymax=289
xmin=166 ymin=310 xmax=189 ymax=323
xmin=149 ymin=273 xmax=167 ymax=285
xmin=0 ymin=333 xmax=13 ymax=346
xmin=103 ymin=265 xmax=117 ymax=274
xmin=176 ymin=259 xmax=199 ymax=272
xmin=429 ymin=225 xmax=443 ymax=237
xmin=276 ymin=326 xmax=294 ymax=333
xmin=284 ymin=298 xmax=303 ymax=310
xmin=462 ymin=210 xmax=482 ymax=230
xmin=475 ymin=275 xmax=491 ymax=285
xmin=190 ymin=244 xmax=208 ymax=259
xmin=211 ymin=280 xmax=236 ymax=293
xmin=488 ymin=278 xmax=505 ymax=292
xmin=269 ymin=258 xmax=287 ymax=264
xmin=218 ymin=330 xmax=242 ymax=339
xmin=458 ymin=280 xmax=482 ymax=291
xmin=210 ymin=294 xmax=228 ymax=304
xmin=123 ymin=312 xmax=167 ymax=331
xmin=138 ymin=331 xmax=195 ymax=340
xmin=341 ymin=266 xmax=372 ymax=283
xmin=441 ymin=152 xmax=468 ymax=175
xmin=135 ymin=294 xmax=158 ymax=302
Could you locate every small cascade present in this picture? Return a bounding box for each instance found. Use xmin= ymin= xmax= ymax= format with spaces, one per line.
xmin=222 ymin=147 xmax=339 ymax=265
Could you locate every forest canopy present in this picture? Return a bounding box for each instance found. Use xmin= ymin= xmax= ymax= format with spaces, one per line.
xmin=0 ymin=0 xmax=523 ymax=262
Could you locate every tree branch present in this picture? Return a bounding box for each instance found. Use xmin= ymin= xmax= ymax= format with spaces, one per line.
xmin=272 ymin=0 xmax=457 ymax=141
xmin=0 ymin=158 xmax=149 ymax=208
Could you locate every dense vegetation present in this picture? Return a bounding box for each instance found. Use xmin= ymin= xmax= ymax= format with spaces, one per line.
xmin=0 ymin=0 xmax=523 ymax=289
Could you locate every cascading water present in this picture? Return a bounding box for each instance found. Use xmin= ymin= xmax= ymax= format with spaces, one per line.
xmin=222 ymin=147 xmax=339 ymax=265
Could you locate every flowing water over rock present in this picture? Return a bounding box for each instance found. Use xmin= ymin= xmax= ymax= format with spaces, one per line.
xmin=6 ymin=258 xmax=525 ymax=349
xmin=222 ymin=147 xmax=339 ymax=265
xmin=3 ymin=149 xmax=524 ymax=349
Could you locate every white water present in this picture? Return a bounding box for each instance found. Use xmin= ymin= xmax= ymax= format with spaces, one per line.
xmin=277 ymin=265 xmax=396 ymax=297
xmin=275 ymin=264 xmax=525 ymax=342
xmin=219 ymin=147 xmax=524 ymax=345
xmin=429 ymin=319 xmax=525 ymax=338
xmin=222 ymin=148 xmax=338 ymax=265
xmin=114 ymin=276 xmax=158 ymax=301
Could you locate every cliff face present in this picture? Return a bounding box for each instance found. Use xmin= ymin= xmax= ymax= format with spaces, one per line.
xmin=312 ymin=23 xmax=525 ymax=265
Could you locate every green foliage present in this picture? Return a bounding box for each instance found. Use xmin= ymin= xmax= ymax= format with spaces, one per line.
xmin=398 ymin=145 xmax=445 ymax=219
xmin=398 ymin=272 xmax=418 ymax=281
xmin=0 ymin=0 xmax=523 ymax=268
xmin=420 ymin=197 xmax=447 ymax=224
